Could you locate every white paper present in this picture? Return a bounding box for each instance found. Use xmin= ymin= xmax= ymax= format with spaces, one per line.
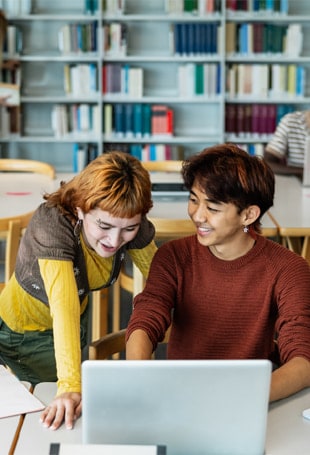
xmin=0 ymin=366 xmax=45 ymax=418
xmin=56 ymin=444 xmax=162 ymax=455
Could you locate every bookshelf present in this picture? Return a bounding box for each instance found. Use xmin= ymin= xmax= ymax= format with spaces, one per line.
xmin=225 ymin=0 xmax=310 ymax=155
xmin=1 ymin=0 xmax=310 ymax=170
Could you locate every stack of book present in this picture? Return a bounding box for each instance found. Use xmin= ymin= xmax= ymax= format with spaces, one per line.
xmin=172 ymin=22 xmax=219 ymax=56
xmin=102 ymin=64 xmax=143 ymax=97
xmin=225 ymin=103 xmax=294 ymax=138
xmin=227 ymin=63 xmax=305 ymax=99
xmin=178 ymin=63 xmax=220 ymax=97
xmin=58 ymin=22 xmax=98 ymax=54
xmin=104 ymin=103 xmax=174 ymax=138
xmin=64 ymin=64 xmax=98 ymax=95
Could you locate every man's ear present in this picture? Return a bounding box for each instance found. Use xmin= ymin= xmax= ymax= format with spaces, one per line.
xmin=243 ymin=205 xmax=261 ymax=225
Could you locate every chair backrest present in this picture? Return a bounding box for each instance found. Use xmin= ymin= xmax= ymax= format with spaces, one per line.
xmin=141 ymin=160 xmax=183 ymax=173
xmin=0 ymin=211 xmax=34 ymax=291
xmin=89 ymin=327 xmax=171 ymax=360
xmin=0 ymin=158 xmax=55 ymax=179
xmin=150 ymin=216 xmax=195 ymax=240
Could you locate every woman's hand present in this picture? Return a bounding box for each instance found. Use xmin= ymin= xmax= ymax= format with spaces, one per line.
xmin=40 ymin=392 xmax=82 ymax=430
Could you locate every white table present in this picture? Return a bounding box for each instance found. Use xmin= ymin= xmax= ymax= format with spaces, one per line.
xmin=0 ymin=173 xmax=75 ymax=218
xmin=13 ymin=382 xmax=310 ymax=455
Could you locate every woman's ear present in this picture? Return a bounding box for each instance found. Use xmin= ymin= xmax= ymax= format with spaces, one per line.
xmin=76 ymin=207 xmax=84 ymax=220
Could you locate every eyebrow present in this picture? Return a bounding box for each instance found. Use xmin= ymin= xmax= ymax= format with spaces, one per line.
xmin=189 ymin=189 xmax=220 ymax=205
xmin=95 ymin=218 xmax=140 ymax=229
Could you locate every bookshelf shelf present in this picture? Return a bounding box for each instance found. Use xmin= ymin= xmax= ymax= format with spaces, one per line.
xmin=1 ymin=0 xmax=310 ymax=169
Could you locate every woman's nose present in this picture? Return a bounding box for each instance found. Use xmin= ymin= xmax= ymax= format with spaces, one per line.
xmin=108 ymin=229 xmax=122 ymax=247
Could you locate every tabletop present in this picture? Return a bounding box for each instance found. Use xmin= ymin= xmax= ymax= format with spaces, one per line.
xmin=0 ymin=173 xmax=74 ymax=218
xmin=13 ymin=382 xmax=310 ymax=455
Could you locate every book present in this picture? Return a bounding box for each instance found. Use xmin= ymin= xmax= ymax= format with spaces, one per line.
xmin=0 ymin=365 xmax=44 ymax=418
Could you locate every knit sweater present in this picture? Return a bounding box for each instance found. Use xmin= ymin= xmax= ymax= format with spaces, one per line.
xmin=126 ymin=235 xmax=310 ymax=365
xmin=0 ymin=203 xmax=157 ymax=394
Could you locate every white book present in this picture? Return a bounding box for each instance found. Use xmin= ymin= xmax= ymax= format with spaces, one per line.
xmin=79 ymin=104 xmax=90 ymax=132
xmin=128 ymin=67 xmax=143 ymax=98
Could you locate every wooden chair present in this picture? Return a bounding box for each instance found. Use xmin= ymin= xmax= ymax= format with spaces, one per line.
xmin=0 ymin=158 xmax=55 ymax=179
xmin=89 ymin=326 xmax=171 ymax=360
xmin=141 ymin=160 xmax=183 ymax=172
xmin=0 ymin=212 xmax=34 ymax=292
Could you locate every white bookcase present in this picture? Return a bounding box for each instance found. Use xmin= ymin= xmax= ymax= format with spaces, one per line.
xmin=1 ymin=0 xmax=310 ymax=171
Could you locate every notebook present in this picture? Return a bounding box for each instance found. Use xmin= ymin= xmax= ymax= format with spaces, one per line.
xmin=82 ymin=359 xmax=271 ymax=455
xmin=303 ymin=135 xmax=310 ymax=186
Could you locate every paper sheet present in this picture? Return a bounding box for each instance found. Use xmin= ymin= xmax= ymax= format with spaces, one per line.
xmin=0 ymin=365 xmax=45 ymax=418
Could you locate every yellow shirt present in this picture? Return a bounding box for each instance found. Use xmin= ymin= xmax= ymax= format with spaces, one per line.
xmin=0 ymin=237 xmax=157 ymax=395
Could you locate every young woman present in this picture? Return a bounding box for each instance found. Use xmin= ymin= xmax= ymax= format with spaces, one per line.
xmin=0 ymin=151 xmax=157 ymax=430
xmin=126 ymin=143 xmax=310 ymax=402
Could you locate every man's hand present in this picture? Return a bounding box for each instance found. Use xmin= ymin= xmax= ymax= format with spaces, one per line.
xmin=40 ymin=392 xmax=82 ymax=430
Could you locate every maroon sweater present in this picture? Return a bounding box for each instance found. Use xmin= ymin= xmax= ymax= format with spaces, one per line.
xmin=126 ymin=235 xmax=310 ymax=364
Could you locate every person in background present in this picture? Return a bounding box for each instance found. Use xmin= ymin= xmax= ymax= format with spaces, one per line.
xmin=264 ymin=110 xmax=309 ymax=178
xmin=0 ymin=151 xmax=157 ymax=430
xmin=126 ymin=143 xmax=310 ymax=402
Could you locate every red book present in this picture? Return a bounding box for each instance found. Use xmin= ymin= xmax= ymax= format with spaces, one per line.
xmin=225 ymin=104 xmax=236 ymax=134
xmin=251 ymin=103 xmax=260 ymax=136
xmin=166 ymin=108 xmax=174 ymax=135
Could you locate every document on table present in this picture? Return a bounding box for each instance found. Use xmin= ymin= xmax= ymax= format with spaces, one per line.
xmin=0 ymin=365 xmax=45 ymax=418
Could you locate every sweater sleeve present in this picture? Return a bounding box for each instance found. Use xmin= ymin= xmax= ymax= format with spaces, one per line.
xmin=128 ymin=240 xmax=157 ymax=278
xmin=126 ymin=243 xmax=177 ymax=349
xmin=38 ymin=259 xmax=82 ymax=395
xmin=274 ymin=254 xmax=310 ymax=365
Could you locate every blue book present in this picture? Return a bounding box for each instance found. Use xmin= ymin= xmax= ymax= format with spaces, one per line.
xmin=142 ymin=104 xmax=151 ymax=137
xmin=133 ymin=103 xmax=143 ymax=138
xmin=296 ymin=66 xmax=305 ymax=97
xmin=124 ymin=103 xmax=133 ymax=137
xmin=114 ymin=103 xmax=124 ymax=137
xmin=280 ymin=0 xmax=288 ymax=14
xmin=239 ymin=24 xmax=248 ymax=54
xmin=149 ymin=144 xmax=156 ymax=161
xmin=130 ymin=144 xmax=142 ymax=160
xmin=266 ymin=0 xmax=274 ymax=11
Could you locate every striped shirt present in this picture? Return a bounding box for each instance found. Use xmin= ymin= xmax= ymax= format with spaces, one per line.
xmin=266 ymin=111 xmax=310 ymax=167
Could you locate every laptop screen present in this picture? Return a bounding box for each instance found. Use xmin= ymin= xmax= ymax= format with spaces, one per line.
xmin=82 ymin=359 xmax=271 ymax=455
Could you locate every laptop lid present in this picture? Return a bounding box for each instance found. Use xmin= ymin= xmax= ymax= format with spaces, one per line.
xmin=303 ymin=136 xmax=310 ymax=186
xmin=82 ymin=359 xmax=271 ymax=455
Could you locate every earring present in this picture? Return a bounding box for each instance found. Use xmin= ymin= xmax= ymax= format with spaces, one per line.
xmin=243 ymin=225 xmax=249 ymax=233
xmin=74 ymin=219 xmax=82 ymax=236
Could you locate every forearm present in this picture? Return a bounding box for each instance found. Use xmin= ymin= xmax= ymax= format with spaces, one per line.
xmin=126 ymin=329 xmax=153 ymax=359
xmin=270 ymin=356 xmax=310 ymax=402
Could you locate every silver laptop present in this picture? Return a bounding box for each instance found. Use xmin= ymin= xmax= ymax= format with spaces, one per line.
xmin=82 ymin=359 xmax=271 ymax=455
xmin=303 ymin=136 xmax=310 ymax=186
